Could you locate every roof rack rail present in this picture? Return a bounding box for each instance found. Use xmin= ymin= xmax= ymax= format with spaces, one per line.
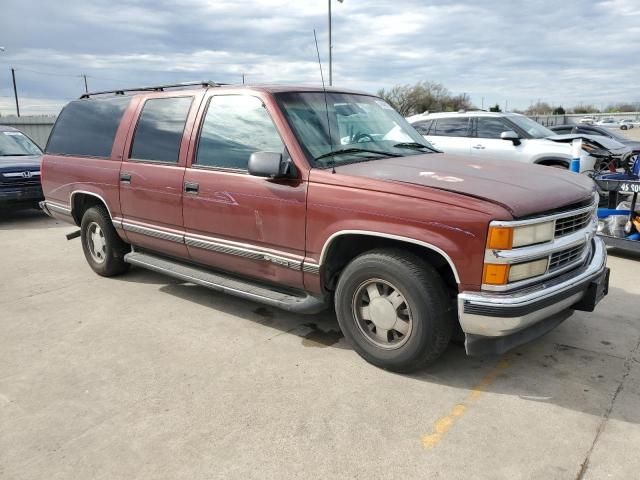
xmin=79 ymin=81 xmax=228 ymax=99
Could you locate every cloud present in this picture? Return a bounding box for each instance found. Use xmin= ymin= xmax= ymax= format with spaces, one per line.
xmin=0 ymin=0 xmax=639 ymax=115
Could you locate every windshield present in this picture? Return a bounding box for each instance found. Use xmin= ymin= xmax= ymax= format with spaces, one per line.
xmin=0 ymin=131 xmax=42 ymax=156
xmin=507 ymin=115 xmax=555 ymax=139
xmin=276 ymin=92 xmax=434 ymax=167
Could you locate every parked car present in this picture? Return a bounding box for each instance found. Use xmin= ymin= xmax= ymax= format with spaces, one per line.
xmin=595 ymin=118 xmax=619 ymax=128
xmin=40 ymin=82 xmax=609 ymax=372
xmin=579 ymin=116 xmax=596 ymax=125
xmin=549 ymin=124 xmax=640 ymax=157
xmin=0 ymin=125 xmax=43 ymax=208
xmin=544 ymin=132 xmax=632 ymax=171
xmin=407 ymin=111 xmax=597 ymax=171
xmin=619 ymin=119 xmax=634 ymax=130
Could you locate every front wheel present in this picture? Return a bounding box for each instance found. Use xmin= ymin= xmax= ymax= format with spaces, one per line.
xmin=80 ymin=205 xmax=130 ymax=277
xmin=334 ymin=249 xmax=454 ymax=372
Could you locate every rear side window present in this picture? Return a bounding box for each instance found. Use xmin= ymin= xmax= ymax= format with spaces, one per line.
xmin=195 ymin=95 xmax=284 ymax=170
xmin=412 ymin=120 xmax=433 ymax=135
xmin=130 ymin=97 xmax=193 ymax=163
xmin=46 ymin=97 xmax=130 ymax=157
xmin=432 ymin=118 xmax=469 ymax=137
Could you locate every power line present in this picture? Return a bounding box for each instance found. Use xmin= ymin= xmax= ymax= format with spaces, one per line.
xmin=12 ymin=67 xmax=82 ymax=78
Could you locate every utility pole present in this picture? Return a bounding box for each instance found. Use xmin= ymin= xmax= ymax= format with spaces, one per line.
xmin=82 ymin=74 xmax=88 ymax=93
xmin=481 ymin=97 xmax=484 ymax=110
xmin=242 ymin=73 xmax=245 ymax=85
xmin=11 ymin=68 xmax=20 ymax=117
xmin=505 ymin=99 xmax=508 ymax=112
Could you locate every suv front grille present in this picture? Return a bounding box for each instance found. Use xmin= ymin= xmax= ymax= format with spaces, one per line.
xmin=549 ymin=244 xmax=586 ymax=272
xmin=0 ymin=179 xmax=41 ymax=187
xmin=554 ymin=210 xmax=593 ymax=238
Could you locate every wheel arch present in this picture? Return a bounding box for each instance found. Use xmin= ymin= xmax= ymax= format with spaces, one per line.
xmin=319 ymin=230 xmax=460 ymax=294
xmin=70 ymin=191 xmax=113 ymax=225
xmin=534 ymin=156 xmax=570 ymax=168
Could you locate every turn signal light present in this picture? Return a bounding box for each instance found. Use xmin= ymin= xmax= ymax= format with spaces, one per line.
xmin=482 ymin=264 xmax=509 ymax=285
xmin=486 ymin=226 xmax=513 ymax=250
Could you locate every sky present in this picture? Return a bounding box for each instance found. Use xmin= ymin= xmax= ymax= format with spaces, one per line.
xmin=0 ymin=0 xmax=639 ymax=116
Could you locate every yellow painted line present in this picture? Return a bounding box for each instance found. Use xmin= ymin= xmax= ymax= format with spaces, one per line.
xmin=422 ymin=355 xmax=512 ymax=449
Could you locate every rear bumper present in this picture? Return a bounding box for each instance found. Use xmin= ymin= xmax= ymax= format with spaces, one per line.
xmin=0 ymin=185 xmax=43 ymax=203
xmin=458 ymin=237 xmax=608 ymax=355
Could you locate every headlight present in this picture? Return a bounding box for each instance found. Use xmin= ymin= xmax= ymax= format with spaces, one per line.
xmin=486 ymin=221 xmax=554 ymax=250
xmin=508 ymin=258 xmax=548 ymax=282
xmin=482 ymin=258 xmax=549 ymax=285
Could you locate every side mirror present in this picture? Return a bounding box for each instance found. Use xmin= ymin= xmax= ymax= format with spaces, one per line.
xmin=500 ymin=130 xmax=521 ymax=145
xmin=248 ymin=151 xmax=288 ymax=178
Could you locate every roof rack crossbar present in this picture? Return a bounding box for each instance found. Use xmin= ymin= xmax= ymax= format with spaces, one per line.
xmin=79 ymin=81 xmax=228 ymax=99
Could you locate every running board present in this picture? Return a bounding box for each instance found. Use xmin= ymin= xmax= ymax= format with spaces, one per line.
xmin=124 ymin=252 xmax=327 ymax=314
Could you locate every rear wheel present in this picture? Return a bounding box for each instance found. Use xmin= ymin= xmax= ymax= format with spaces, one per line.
xmin=334 ymin=249 xmax=454 ymax=372
xmin=80 ymin=205 xmax=130 ymax=276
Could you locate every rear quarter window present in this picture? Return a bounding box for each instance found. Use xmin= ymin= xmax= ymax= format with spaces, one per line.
xmin=432 ymin=117 xmax=470 ymax=137
xmin=46 ymin=97 xmax=131 ymax=158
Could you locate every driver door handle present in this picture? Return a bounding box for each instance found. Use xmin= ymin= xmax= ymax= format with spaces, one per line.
xmin=472 ymin=144 xmax=486 ymax=150
xmin=184 ymin=181 xmax=199 ymax=194
xmin=120 ymin=172 xmax=132 ymax=183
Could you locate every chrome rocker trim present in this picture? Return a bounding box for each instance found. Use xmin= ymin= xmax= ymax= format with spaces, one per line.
xmin=40 ymin=200 xmax=74 ymax=222
xmin=114 ymin=219 xmax=307 ymax=272
xmin=459 ymin=236 xmax=607 ymax=343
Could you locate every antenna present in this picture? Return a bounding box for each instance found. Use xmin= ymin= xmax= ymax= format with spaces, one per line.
xmin=313 ymin=28 xmax=335 ymax=174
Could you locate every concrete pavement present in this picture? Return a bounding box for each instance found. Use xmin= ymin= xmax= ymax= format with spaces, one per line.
xmin=1 ymin=209 xmax=639 ymax=480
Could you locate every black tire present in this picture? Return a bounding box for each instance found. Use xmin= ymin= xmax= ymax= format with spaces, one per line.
xmin=334 ymin=249 xmax=454 ymax=372
xmin=80 ymin=205 xmax=130 ymax=277
xmin=538 ymin=160 xmax=569 ymax=169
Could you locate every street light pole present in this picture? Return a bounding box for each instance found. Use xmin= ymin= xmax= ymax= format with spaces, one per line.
xmin=328 ymin=0 xmax=343 ymax=86
xmin=328 ymin=0 xmax=332 ymax=86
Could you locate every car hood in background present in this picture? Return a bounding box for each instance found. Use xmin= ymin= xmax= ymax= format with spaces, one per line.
xmin=0 ymin=154 xmax=42 ymax=170
xmin=546 ymin=134 xmax=630 ymax=154
xmin=335 ymin=153 xmax=594 ymax=218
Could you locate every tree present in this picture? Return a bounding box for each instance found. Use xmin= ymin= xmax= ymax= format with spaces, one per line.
xmin=525 ymin=101 xmax=553 ymax=115
xmin=571 ymin=104 xmax=599 ymax=114
xmin=552 ymin=106 xmax=566 ymax=115
xmin=377 ymin=81 xmax=473 ymax=116
xmin=489 ymin=103 xmax=501 ymax=112
xmin=604 ymin=103 xmax=638 ymax=113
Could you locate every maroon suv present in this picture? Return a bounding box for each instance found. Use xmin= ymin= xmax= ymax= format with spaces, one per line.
xmin=40 ymin=82 xmax=609 ymax=371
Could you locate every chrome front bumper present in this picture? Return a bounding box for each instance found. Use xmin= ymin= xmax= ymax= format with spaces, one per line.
xmin=458 ymin=237 xmax=608 ymax=353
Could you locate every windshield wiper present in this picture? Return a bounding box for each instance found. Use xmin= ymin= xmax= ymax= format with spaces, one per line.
xmin=0 ymin=153 xmax=31 ymax=156
xmin=393 ymin=142 xmax=434 ymax=152
xmin=315 ymin=148 xmax=400 ymax=162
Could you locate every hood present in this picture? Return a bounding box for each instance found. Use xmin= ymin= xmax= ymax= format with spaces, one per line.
xmin=620 ymin=139 xmax=640 ymax=153
xmin=334 ymin=153 xmax=594 ymax=218
xmin=546 ymin=134 xmax=629 ymax=153
xmin=0 ymin=154 xmax=42 ymax=170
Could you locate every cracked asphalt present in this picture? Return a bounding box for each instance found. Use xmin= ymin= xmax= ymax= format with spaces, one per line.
xmin=1 ymin=209 xmax=639 ymax=480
